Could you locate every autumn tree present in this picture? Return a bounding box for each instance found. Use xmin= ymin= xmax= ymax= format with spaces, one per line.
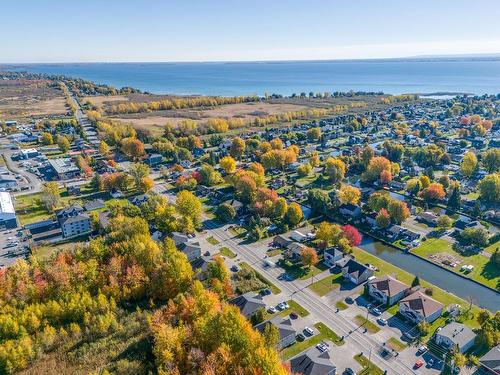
xmin=387 ymin=200 xmax=410 ymax=224
xmin=420 ymin=182 xmax=446 ymax=202
xmin=57 ymin=135 xmax=70 ymax=153
xmin=315 ymin=222 xmax=342 ymax=249
xmin=215 ymin=203 xmax=236 ymax=223
xmin=297 ymin=163 xmax=312 ymax=177
xmin=368 ymin=192 xmax=390 ymax=212
xmin=376 ymin=208 xmax=391 ymax=228
xmin=129 ymin=162 xmax=150 ymax=189
xmin=121 ymin=137 xmax=145 ymax=160
xmin=41 ymin=182 xmax=61 ymax=211
xmin=324 ymin=157 xmax=346 ymax=184
xmin=220 ymin=155 xmax=237 ymax=174
xmin=342 ymin=225 xmax=362 ymax=246
xmin=307 ymin=127 xmax=321 ymax=141
xmin=99 ymin=140 xmax=111 ymax=156
xmin=176 ymin=190 xmax=203 ymax=227
xmin=460 ymin=151 xmax=478 ymax=178
xmin=300 ymin=247 xmax=319 ymax=269
xmin=362 ymin=156 xmax=391 ymax=182
xmin=437 ymin=215 xmax=452 ymax=231
xmin=199 ymin=164 xmax=223 ymax=186
xmin=338 ymin=185 xmax=361 ymax=205
xmin=482 ymin=148 xmax=500 ymax=173
xmin=41 ymin=132 xmax=54 ymax=145
xmin=230 ymin=137 xmax=246 ymax=159
xmin=285 ymin=202 xmax=303 ymax=227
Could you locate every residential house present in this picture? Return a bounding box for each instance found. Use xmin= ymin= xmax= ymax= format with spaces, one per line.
xmin=290 ymin=346 xmax=337 ymax=375
xmin=255 ymin=317 xmax=297 ymax=349
xmin=417 ymin=211 xmax=438 ymax=226
xmin=47 ymin=158 xmax=80 ymax=180
xmin=367 ymin=276 xmax=410 ymax=306
xmin=171 ymin=232 xmax=202 ymax=261
xmin=84 ymin=199 xmax=105 ymax=212
xmin=434 ymin=322 xmax=476 ymax=353
xmin=323 ymin=247 xmax=343 ymax=268
xmin=479 ymin=344 xmax=500 ymax=375
xmin=398 ymin=290 xmax=443 ymax=324
xmin=273 ymin=234 xmax=292 ymax=248
xmin=190 ymin=256 xmax=212 ymax=281
xmin=341 ymin=259 xmax=374 ymax=285
xmin=286 ymin=242 xmax=308 ymax=259
xmin=128 ymin=194 xmax=149 ymax=206
xmin=145 ymin=153 xmax=163 ymax=166
xmin=339 ymin=204 xmax=362 ymax=219
xmin=229 ymin=292 xmax=266 ymax=319
xmin=56 ymin=205 xmax=91 ymax=238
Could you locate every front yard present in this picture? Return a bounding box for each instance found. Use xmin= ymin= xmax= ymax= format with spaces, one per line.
xmin=280 ymin=322 xmax=344 ymax=360
xmin=307 ymin=273 xmax=343 ymax=296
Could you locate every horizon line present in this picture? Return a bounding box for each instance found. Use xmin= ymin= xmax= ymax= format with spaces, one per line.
xmin=2 ymin=52 xmax=500 ymax=66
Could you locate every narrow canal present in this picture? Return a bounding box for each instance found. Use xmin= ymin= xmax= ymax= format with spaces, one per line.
xmin=359 ymin=237 xmax=500 ymax=312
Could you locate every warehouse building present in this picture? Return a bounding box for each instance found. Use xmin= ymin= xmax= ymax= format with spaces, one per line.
xmin=0 ymin=192 xmax=17 ymax=229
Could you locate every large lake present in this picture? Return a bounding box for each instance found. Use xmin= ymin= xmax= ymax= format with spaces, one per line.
xmin=4 ymin=58 xmax=500 ymax=96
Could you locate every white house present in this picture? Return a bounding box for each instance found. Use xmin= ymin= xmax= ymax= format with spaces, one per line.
xmin=434 ymin=322 xmax=477 ymax=353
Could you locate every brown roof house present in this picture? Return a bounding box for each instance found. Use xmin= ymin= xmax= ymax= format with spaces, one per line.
xmin=398 ymin=290 xmax=443 ymax=324
xmin=367 ymin=276 xmax=410 ymax=306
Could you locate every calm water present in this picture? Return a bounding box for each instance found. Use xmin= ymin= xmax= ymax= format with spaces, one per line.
xmin=5 ymin=59 xmax=500 ymax=96
xmin=359 ymin=237 xmax=500 ymax=312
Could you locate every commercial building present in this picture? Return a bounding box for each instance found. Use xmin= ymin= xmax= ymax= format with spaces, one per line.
xmin=47 ymin=158 xmax=80 ymax=180
xmin=0 ymin=192 xmax=17 ymax=229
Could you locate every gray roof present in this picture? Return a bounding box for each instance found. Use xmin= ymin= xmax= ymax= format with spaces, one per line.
xmin=255 ymin=316 xmax=296 ymax=341
xmin=290 ymin=346 xmax=336 ymax=375
xmin=480 ymin=344 xmax=500 ymax=372
xmin=437 ymin=322 xmax=476 ymax=348
xmin=48 ymin=158 xmax=79 ymax=174
xmin=0 ymin=192 xmax=15 ymax=214
xmin=229 ymin=292 xmax=266 ymax=317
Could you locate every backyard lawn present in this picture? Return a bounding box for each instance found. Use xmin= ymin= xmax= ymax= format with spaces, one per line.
xmin=413 ymin=238 xmax=499 ymax=290
xmin=308 ymin=273 xmax=343 ymax=296
xmin=280 ymin=322 xmax=344 ymax=360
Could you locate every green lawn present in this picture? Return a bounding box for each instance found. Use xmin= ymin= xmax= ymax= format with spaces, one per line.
xmin=238 ymin=262 xmax=281 ymax=294
xmin=33 ymin=241 xmax=76 ymax=260
xmin=350 ymin=246 xmax=481 ymax=329
xmin=206 ymin=236 xmax=220 ymax=245
xmin=219 ymin=246 xmax=236 ymax=258
xmin=229 ymin=226 xmax=247 ymax=238
xmin=308 ymin=273 xmax=343 ymax=296
xmin=279 ymin=259 xmax=329 ymax=281
xmin=387 ymin=337 xmax=407 ymax=352
xmin=280 ymin=322 xmax=344 ymax=360
xmin=267 ymin=248 xmax=283 ymax=257
xmin=354 ymin=354 xmax=384 ymax=375
xmin=413 ymin=238 xmax=499 ymax=291
xmin=353 ymin=315 xmax=380 ymax=334
xmin=335 ymin=301 xmax=349 ymax=311
xmin=280 ymin=300 xmax=309 ymax=318
xmin=484 ymin=240 xmax=499 ymax=255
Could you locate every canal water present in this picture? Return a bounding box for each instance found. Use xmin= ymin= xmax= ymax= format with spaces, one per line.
xmin=358 ymin=236 xmax=500 ymax=312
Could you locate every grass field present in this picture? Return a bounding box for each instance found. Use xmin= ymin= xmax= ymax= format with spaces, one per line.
xmin=219 ymin=246 xmax=236 ymax=258
xmin=279 ymin=260 xmax=329 ymax=281
xmin=308 ymin=273 xmax=343 ymax=296
xmin=335 ymin=301 xmax=349 ymax=311
xmin=353 ymin=315 xmax=380 ymax=334
xmin=239 ymin=262 xmax=281 ymax=294
xmin=413 ymin=238 xmax=499 ymax=290
xmin=278 ymin=300 xmax=309 ymax=318
xmin=280 ymin=322 xmax=344 ymax=360
xmin=387 ymin=337 xmax=407 ymax=352
xmin=354 ymin=354 xmax=384 ymax=375
xmin=206 ymin=236 xmax=220 ymax=245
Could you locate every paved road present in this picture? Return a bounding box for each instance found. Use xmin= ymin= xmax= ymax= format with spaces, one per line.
xmin=203 ymin=220 xmax=429 ymax=375
xmin=0 ymin=141 xmax=42 ymax=194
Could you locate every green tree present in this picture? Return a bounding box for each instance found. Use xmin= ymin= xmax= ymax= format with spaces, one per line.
xmin=482 ymin=148 xmax=500 ymax=173
xmin=437 ymin=215 xmax=452 ymax=231
xmin=41 ymin=182 xmax=60 ymax=211
xmin=411 ymin=276 xmax=420 ymax=287
xmin=478 ymin=173 xmax=500 ymax=203
xmin=263 ymin=323 xmax=280 ymax=348
xmin=230 ymin=137 xmax=246 ymax=159
xmin=387 ymin=200 xmax=410 ymax=224
xmin=215 ymin=203 xmax=236 ymax=223
xmin=176 ymin=190 xmax=203 ymax=227
xmin=129 ymin=163 xmax=150 ymax=189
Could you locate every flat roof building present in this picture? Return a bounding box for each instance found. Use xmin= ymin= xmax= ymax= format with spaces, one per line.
xmin=0 ymin=192 xmax=17 ymax=229
xmin=48 ymin=158 xmax=80 ymax=180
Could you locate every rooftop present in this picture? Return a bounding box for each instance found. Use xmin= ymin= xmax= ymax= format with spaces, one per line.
xmin=0 ymin=192 xmax=15 ymax=214
xmin=48 ymin=158 xmax=80 ymax=174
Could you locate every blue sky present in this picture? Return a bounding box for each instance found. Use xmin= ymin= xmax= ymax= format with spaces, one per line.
xmin=2 ymin=0 xmax=500 ymax=62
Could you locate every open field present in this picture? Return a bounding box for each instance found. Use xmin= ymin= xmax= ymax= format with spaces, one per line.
xmin=0 ymin=78 xmax=68 ymax=120
xmin=86 ymin=93 xmax=396 ymax=137
xmin=413 ymin=238 xmax=499 ymax=290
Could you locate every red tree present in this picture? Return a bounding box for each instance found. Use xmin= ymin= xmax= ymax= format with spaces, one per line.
xmin=342 ymin=225 xmax=362 ymax=246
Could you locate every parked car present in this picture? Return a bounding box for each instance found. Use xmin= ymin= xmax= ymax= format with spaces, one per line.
xmin=267 ymin=307 xmax=277 ymax=314
xmin=259 ymin=288 xmax=272 ymax=296
xmin=427 ymin=359 xmax=434 ymax=368
xmin=230 ymin=265 xmax=239 ymax=272
xmin=304 ymin=327 xmax=314 ymax=336
xmin=345 ymin=296 xmax=354 ymax=304
xmin=417 ymin=345 xmax=428 ymax=354
xmin=414 ymin=360 xmax=424 ymax=369
xmin=345 ymin=368 xmax=355 ymax=375
xmin=371 ymin=307 xmax=382 ymax=316
xmin=289 ymin=312 xmax=298 ymax=319
xmin=377 ymin=318 xmax=387 ymax=325
xmin=296 ymin=333 xmax=305 ymax=341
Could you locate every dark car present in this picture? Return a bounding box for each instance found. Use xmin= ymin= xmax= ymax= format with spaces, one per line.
xmin=345 ymin=296 xmax=354 ymax=304
xmin=289 ymin=312 xmax=298 ymax=319
xmin=344 ymin=368 xmax=355 ymax=375
xmin=296 ymin=333 xmax=305 ymax=341
xmin=260 ymin=288 xmax=272 ymax=296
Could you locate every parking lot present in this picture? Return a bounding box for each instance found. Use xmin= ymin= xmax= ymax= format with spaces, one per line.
xmin=0 ymin=227 xmax=29 ymax=267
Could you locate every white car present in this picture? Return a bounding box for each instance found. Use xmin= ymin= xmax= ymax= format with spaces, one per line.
xmin=418 ymin=345 xmax=428 ymax=354
xmin=267 ymin=307 xmax=277 ymax=314
xmin=304 ymin=326 xmax=314 ymax=336
xmin=276 ymin=302 xmax=286 ymax=311
xmin=377 ymin=318 xmax=387 ymax=325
